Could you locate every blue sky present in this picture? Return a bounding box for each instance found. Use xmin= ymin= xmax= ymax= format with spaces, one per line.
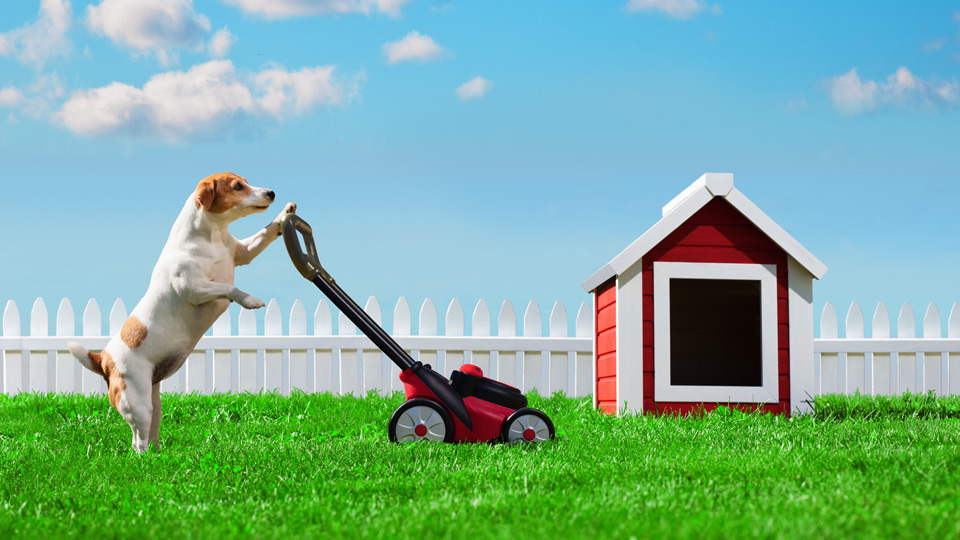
xmin=1 ymin=0 xmax=959 ymax=338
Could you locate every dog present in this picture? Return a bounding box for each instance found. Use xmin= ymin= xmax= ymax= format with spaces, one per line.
xmin=67 ymin=172 xmax=296 ymax=452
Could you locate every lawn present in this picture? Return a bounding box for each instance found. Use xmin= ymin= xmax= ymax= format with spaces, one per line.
xmin=1 ymin=391 xmax=959 ymax=540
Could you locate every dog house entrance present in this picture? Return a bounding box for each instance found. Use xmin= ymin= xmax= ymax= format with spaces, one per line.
xmin=669 ymin=278 xmax=762 ymax=387
xmin=653 ymin=261 xmax=779 ymax=403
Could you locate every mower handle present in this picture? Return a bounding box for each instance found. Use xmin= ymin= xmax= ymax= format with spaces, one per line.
xmin=281 ymin=213 xmax=335 ymax=284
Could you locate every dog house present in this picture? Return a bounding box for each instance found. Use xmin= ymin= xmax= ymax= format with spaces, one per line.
xmin=582 ymin=173 xmax=827 ymax=416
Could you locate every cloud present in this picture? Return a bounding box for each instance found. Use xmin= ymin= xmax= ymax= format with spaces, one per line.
xmin=625 ymin=0 xmax=714 ymax=19
xmin=922 ymin=38 xmax=944 ymax=53
xmin=383 ymin=31 xmax=446 ymax=63
xmin=0 ymin=73 xmax=65 ymax=118
xmin=826 ymin=66 xmax=959 ymax=115
xmin=0 ymin=87 xmax=25 ymax=107
xmin=86 ymin=0 xmax=211 ymax=56
xmin=208 ymin=27 xmax=237 ymax=58
xmin=0 ymin=0 xmax=73 ymax=69
xmin=56 ymin=60 xmax=360 ymax=139
xmin=456 ymin=76 xmax=493 ymax=101
xmin=223 ymin=0 xmax=412 ymax=19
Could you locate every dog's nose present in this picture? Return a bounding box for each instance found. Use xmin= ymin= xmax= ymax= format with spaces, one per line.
xmin=266 ymin=190 xmax=275 ymax=200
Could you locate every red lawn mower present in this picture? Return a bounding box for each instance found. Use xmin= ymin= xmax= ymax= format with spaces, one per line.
xmin=281 ymin=214 xmax=555 ymax=444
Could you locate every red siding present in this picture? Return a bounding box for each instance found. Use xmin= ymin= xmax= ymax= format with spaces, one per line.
xmin=595 ymin=279 xmax=617 ymax=414
xmin=643 ymin=198 xmax=792 ymax=417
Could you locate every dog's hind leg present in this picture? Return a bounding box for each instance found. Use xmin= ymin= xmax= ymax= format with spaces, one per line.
xmin=149 ymin=383 xmax=161 ymax=450
xmin=114 ymin=373 xmax=154 ymax=453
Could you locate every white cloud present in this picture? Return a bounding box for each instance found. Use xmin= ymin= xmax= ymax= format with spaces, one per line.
xmin=253 ymin=65 xmax=350 ymax=116
xmin=625 ymin=0 xmax=710 ymax=19
xmin=383 ymin=31 xmax=445 ymax=63
xmin=456 ymin=76 xmax=493 ymax=101
xmin=0 ymin=87 xmax=25 ymax=107
xmin=86 ymin=0 xmax=211 ymax=54
xmin=223 ymin=0 xmax=412 ymax=19
xmin=0 ymin=73 xmax=64 ymax=118
xmin=0 ymin=0 xmax=73 ymax=68
xmin=56 ymin=60 xmax=359 ymax=139
xmin=208 ymin=27 xmax=237 ymax=59
xmin=826 ymin=66 xmax=959 ymax=115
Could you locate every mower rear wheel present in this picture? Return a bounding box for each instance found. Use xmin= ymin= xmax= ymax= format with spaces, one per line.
xmin=389 ymin=398 xmax=454 ymax=443
xmin=501 ymin=408 xmax=555 ymax=444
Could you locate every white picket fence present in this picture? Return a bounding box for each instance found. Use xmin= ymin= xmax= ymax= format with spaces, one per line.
xmin=4 ymin=296 xmax=960 ymax=400
xmin=814 ymin=301 xmax=960 ymax=396
xmin=0 ymin=297 xmax=594 ymax=398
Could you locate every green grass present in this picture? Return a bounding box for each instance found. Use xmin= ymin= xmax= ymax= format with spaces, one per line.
xmin=1 ymin=391 xmax=959 ymax=540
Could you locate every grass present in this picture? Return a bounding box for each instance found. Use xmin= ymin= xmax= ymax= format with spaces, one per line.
xmin=1 ymin=391 xmax=959 ymax=540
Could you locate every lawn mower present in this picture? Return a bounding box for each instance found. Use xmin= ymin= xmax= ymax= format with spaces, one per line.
xmin=281 ymin=213 xmax=555 ymax=444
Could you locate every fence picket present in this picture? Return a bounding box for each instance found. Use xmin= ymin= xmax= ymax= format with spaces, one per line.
xmin=575 ymin=300 xmax=592 ymax=398
xmin=212 ymin=309 xmax=233 ymax=393
xmin=363 ymin=297 xmax=383 ymax=394
xmin=819 ymin=303 xmax=839 ymax=394
xmin=390 ymin=297 xmax=410 ymax=392
xmin=3 ymin=301 xmax=22 ymax=395
xmin=523 ymin=301 xmax=542 ymax=393
xmin=339 ymin=310 xmax=359 ymax=395
xmin=82 ymin=300 xmax=105 ymax=394
xmin=897 ymin=303 xmax=917 ymax=394
xmin=264 ymin=300 xmax=283 ymax=394
xmin=549 ymin=301 xmax=568 ymax=395
xmin=471 ymin=299 xmax=491 ymax=377
xmin=949 ymin=303 xmax=960 ymax=395
xmin=109 ymin=299 xmax=126 ymax=333
xmin=186 ymin=303 xmax=212 ymax=394
xmin=872 ymin=302 xmax=892 ymax=395
xmin=289 ymin=299 xmax=309 ymax=394
xmin=845 ymin=302 xmax=865 ymax=394
xmin=497 ymin=300 xmax=518 ymax=388
xmin=445 ymin=299 xmax=465 ymax=375
xmin=238 ymin=308 xmax=258 ymax=393
xmin=419 ymin=298 xmax=438 ymax=377
xmin=314 ymin=300 xmax=335 ymax=394
xmin=56 ymin=299 xmax=78 ymax=393
xmin=30 ymin=298 xmax=51 ymax=393
xmin=923 ymin=303 xmax=943 ymax=394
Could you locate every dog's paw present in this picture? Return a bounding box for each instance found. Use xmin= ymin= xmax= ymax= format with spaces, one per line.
xmin=283 ymin=202 xmax=296 ymax=214
xmin=237 ymin=295 xmax=266 ymax=310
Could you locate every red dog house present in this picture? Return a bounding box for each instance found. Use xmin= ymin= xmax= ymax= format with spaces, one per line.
xmin=582 ymin=174 xmax=827 ymax=416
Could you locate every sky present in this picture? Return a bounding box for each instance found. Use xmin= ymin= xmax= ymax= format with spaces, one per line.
xmin=1 ymin=0 xmax=959 ymax=339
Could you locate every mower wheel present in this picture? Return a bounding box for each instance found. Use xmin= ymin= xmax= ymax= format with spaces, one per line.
xmin=389 ymin=398 xmax=455 ymax=443
xmin=501 ymin=408 xmax=555 ymax=444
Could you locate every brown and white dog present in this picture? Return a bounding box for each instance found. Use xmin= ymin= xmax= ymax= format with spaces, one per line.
xmin=67 ymin=172 xmax=295 ymax=452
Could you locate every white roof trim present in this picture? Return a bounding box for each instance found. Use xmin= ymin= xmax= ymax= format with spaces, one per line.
xmin=582 ymin=174 xmax=827 ymax=292
xmin=661 ymin=173 xmax=733 ymax=217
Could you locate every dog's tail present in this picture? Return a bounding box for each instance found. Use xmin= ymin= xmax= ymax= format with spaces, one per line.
xmin=66 ymin=341 xmax=105 ymax=376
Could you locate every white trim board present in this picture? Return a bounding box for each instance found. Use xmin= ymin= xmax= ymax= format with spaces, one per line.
xmin=653 ymin=261 xmax=780 ymax=404
xmin=582 ymin=173 xmax=827 ymax=292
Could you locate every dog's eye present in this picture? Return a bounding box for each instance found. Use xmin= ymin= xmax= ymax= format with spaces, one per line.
xmin=233 ymin=183 xmax=243 ymax=191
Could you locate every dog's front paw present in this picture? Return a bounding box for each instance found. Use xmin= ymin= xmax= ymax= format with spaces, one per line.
xmin=237 ymin=294 xmax=266 ymax=310
xmin=274 ymin=202 xmax=296 ymax=221
xmin=273 ymin=202 xmax=297 ymax=236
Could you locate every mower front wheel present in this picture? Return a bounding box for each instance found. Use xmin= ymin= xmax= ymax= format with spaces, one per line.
xmin=501 ymin=407 xmax=555 ymax=444
xmin=389 ymin=398 xmax=455 ymax=443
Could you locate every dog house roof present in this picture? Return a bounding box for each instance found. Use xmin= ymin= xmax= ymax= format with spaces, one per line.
xmin=582 ymin=173 xmax=828 ymax=292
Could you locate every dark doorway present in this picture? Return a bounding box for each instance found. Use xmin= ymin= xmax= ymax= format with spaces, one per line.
xmin=669 ymin=278 xmax=762 ymax=387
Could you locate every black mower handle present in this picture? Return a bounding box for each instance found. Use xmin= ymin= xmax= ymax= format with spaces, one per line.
xmin=279 ymin=212 xmax=475 ymax=431
xmin=281 ymin=213 xmax=334 ymax=284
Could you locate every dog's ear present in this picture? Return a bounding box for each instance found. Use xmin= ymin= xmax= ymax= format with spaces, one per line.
xmin=195 ymin=178 xmax=216 ymax=210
